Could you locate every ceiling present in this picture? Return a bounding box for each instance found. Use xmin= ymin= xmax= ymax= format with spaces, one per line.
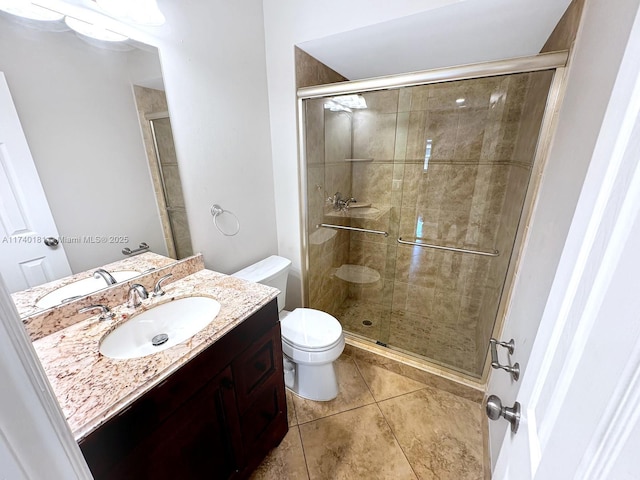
xmin=298 ymin=0 xmax=573 ymax=80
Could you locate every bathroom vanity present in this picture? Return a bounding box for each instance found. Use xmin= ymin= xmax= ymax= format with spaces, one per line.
xmin=30 ymin=265 xmax=288 ymax=480
xmin=80 ymin=299 xmax=287 ymax=479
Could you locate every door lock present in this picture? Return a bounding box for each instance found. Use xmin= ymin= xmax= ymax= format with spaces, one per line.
xmin=486 ymin=395 xmax=521 ymax=433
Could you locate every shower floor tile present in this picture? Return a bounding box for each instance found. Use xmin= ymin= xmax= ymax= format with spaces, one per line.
xmin=250 ymin=354 xmax=487 ymax=480
xmin=336 ymin=296 xmax=481 ymax=376
xmin=334 ymin=298 xmax=387 ymax=339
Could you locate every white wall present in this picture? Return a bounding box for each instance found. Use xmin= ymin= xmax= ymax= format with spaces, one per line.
xmin=0 ymin=16 xmax=167 ymax=273
xmin=140 ymin=0 xmax=278 ymax=275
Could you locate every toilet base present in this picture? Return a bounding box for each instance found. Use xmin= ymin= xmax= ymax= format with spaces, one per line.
xmin=284 ymin=356 xmax=339 ymax=402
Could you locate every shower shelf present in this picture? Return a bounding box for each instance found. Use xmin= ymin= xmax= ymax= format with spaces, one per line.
xmin=397 ymin=237 xmax=499 ymax=257
xmin=344 ymin=158 xmax=373 ymax=162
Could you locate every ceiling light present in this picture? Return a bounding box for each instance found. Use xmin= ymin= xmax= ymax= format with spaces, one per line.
xmin=95 ymin=0 xmax=165 ymax=26
xmin=324 ymin=99 xmax=352 ymax=113
xmin=0 ymin=0 xmax=63 ymax=21
xmin=324 ymin=94 xmax=367 ymax=113
xmin=64 ymin=15 xmax=128 ymax=42
xmin=456 ymin=98 xmax=465 ymax=104
xmin=333 ymin=94 xmax=367 ymax=109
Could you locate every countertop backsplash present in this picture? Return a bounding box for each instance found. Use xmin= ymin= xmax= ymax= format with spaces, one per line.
xmin=22 ymin=253 xmax=205 ymax=341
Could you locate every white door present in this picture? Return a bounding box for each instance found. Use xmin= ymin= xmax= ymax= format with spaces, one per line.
xmin=490 ymin=1 xmax=640 ymax=477
xmin=0 ymin=72 xmax=71 ymax=292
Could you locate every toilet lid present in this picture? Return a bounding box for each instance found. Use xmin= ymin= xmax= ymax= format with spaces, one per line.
xmin=281 ymin=308 xmax=342 ymax=350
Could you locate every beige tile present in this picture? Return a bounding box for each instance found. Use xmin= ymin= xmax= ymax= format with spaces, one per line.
xmin=379 ymin=387 xmax=484 ymax=480
xmin=347 ymin=345 xmax=484 ymax=403
xmin=291 ymin=356 xmax=375 ymax=424
xmin=361 ymin=89 xmax=400 ymax=114
xmin=299 ymin=404 xmax=417 ymax=480
xmin=304 ymin=99 xmax=326 ymax=165
xmin=352 ymin=111 xmax=397 ymax=160
xmin=286 ymin=390 xmax=298 ymax=427
xmin=249 ymin=427 xmax=309 ymax=480
xmin=325 ymin=111 xmax=352 ymax=164
xmin=295 ymin=47 xmax=347 ymax=88
xmin=355 ymin=359 xmax=427 ymax=401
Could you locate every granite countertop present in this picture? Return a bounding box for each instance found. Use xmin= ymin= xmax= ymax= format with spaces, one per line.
xmin=32 ymin=269 xmax=278 ymax=443
xmin=13 ymin=252 xmax=177 ymax=318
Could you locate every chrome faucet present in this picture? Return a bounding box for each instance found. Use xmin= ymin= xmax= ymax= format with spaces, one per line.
xmin=328 ymin=192 xmax=357 ymax=211
xmin=94 ymin=268 xmax=117 ymax=286
xmin=153 ymin=273 xmax=173 ymax=297
xmin=79 ymin=304 xmax=115 ymax=321
xmin=128 ymin=284 xmax=149 ymax=308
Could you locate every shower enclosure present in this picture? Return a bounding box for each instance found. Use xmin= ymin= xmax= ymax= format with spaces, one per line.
xmin=148 ymin=114 xmax=193 ymax=260
xmin=299 ymin=53 xmax=566 ymax=378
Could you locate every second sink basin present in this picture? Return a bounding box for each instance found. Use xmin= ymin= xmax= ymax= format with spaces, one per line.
xmin=35 ymin=270 xmax=140 ymax=309
xmin=99 ymin=296 xmax=221 ymax=360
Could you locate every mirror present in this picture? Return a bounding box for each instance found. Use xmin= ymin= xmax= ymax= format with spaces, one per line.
xmin=0 ymin=13 xmax=192 ymax=315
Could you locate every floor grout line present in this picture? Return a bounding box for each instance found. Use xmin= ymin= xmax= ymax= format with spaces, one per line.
xmin=276 ymin=355 xmax=488 ymax=479
xmin=353 ymin=355 xmax=377 ymax=400
xmin=294 ymin=399 xmax=377 ymax=426
xmin=295 ymin=425 xmax=313 ymax=480
xmin=374 ymin=400 xmax=421 ymax=480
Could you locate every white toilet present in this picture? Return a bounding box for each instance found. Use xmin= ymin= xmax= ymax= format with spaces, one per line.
xmin=233 ymin=255 xmax=345 ymax=401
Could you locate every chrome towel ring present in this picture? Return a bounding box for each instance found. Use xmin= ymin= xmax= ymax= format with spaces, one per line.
xmin=210 ymin=204 xmax=240 ymax=236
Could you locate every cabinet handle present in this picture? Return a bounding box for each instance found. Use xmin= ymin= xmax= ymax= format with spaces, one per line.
xmin=221 ymin=377 xmax=234 ymax=390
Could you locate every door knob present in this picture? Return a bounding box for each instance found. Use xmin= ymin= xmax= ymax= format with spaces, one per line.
xmin=486 ymin=394 xmax=521 ymax=433
xmin=44 ymin=237 xmax=59 ymax=247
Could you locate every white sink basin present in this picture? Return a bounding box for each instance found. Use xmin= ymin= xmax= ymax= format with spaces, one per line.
xmin=35 ymin=270 xmax=140 ymax=309
xmin=99 ymin=296 xmax=221 ymax=360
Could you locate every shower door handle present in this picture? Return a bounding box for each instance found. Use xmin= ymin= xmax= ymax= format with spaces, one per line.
xmin=489 ymin=338 xmax=520 ymax=381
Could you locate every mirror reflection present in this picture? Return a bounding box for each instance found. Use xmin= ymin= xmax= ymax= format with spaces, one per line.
xmin=0 ymin=13 xmax=193 ymax=312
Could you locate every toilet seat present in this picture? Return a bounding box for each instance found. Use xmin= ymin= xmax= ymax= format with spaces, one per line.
xmin=282 ymin=334 xmax=344 ymax=353
xmin=280 ymin=308 xmax=343 ymax=352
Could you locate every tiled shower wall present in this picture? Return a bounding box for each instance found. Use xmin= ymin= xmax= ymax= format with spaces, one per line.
xmin=306 ymin=71 xmax=553 ymax=377
xmin=306 ymin=100 xmax=351 ymax=314
xmin=133 ymin=86 xmax=177 ymax=258
xmin=133 ymin=86 xmax=193 ymax=260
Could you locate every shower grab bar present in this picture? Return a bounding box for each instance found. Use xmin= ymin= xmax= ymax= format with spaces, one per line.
xmin=318 ymin=223 xmax=389 ymax=237
xmin=397 ymin=237 xmax=499 ymax=257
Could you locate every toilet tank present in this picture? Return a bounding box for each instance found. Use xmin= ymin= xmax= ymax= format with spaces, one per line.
xmin=232 ymin=255 xmax=291 ymax=312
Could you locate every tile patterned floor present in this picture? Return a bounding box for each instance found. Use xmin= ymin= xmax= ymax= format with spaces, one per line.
xmin=250 ymin=354 xmax=486 ymax=480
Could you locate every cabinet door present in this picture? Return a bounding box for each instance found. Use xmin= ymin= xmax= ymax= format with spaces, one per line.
xmin=106 ymin=366 xmax=243 ymax=480
xmin=233 ymin=323 xmax=283 ymax=414
xmin=232 ymin=324 xmax=288 ymax=470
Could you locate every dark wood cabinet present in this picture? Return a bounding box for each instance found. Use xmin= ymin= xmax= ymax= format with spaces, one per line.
xmin=80 ymin=299 xmax=288 ymax=480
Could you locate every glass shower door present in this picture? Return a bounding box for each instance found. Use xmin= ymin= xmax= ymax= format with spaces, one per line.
xmin=391 ymin=71 xmax=554 ymax=376
xmin=303 ymin=67 xmax=555 ymax=378
xmin=305 ymin=91 xmax=398 ymax=343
